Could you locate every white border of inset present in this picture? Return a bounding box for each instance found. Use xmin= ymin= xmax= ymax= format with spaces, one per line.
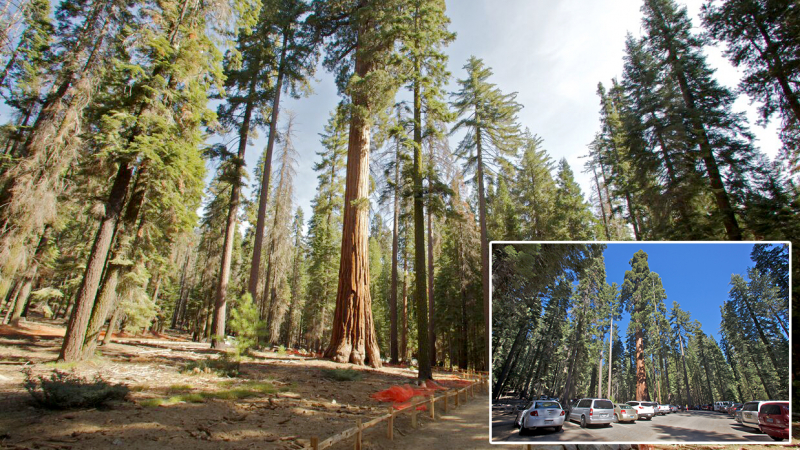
xmin=488 ymin=240 xmax=792 ymax=445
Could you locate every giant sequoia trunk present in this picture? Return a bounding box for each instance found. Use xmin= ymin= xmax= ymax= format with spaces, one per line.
xmin=323 ymin=46 xmax=381 ymax=367
xmin=635 ymin=328 xmax=648 ymax=400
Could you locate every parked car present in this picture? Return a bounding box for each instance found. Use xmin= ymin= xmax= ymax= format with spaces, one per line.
xmin=564 ymin=399 xmax=579 ymax=416
xmin=568 ymin=398 xmax=615 ymax=428
xmin=613 ymin=403 xmax=638 ymax=423
xmin=735 ymin=409 xmax=744 ymax=423
xmin=740 ymin=400 xmax=784 ymax=430
xmin=758 ymin=402 xmax=789 ymax=441
xmin=657 ymin=404 xmax=670 ymax=415
xmin=714 ymin=401 xmax=733 ymax=412
xmin=727 ymin=403 xmax=742 ymax=416
xmin=516 ymin=400 xmax=565 ymax=434
xmin=669 ymin=405 xmax=678 ymax=413
xmin=626 ymin=401 xmax=655 ymax=420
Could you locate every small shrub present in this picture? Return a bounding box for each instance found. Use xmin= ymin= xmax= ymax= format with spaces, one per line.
xmin=321 ymin=368 xmax=363 ymax=382
xmin=176 ymin=393 xmax=205 ymax=403
xmin=277 ymin=345 xmax=287 ymax=355
xmin=181 ymin=354 xmax=240 ymax=377
xmin=24 ymin=370 xmax=129 ymax=409
xmin=167 ymin=384 xmax=193 ymax=394
xmin=140 ymin=398 xmax=165 ymax=407
xmin=228 ymin=293 xmax=265 ymax=357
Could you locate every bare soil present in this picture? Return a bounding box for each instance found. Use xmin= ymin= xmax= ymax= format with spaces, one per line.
xmin=0 ymin=319 xmax=477 ymax=450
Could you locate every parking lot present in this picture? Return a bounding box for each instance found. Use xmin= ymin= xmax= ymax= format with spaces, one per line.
xmin=492 ymin=408 xmax=781 ymax=442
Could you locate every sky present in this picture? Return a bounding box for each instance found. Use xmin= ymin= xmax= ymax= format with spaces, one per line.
xmin=257 ymin=0 xmax=783 ymax=227
xmin=0 ymin=0 xmax=784 ymax=226
xmin=602 ymin=242 xmax=759 ymax=344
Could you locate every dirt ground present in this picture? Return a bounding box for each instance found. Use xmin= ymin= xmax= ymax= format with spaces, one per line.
xmin=0 ymin=319 xmax=482 ymax=450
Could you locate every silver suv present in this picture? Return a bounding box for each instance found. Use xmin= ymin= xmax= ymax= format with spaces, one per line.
xmin=568 ymin=398 xmax=615 ymax=428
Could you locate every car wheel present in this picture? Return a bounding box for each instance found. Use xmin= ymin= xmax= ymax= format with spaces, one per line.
xmin=580 ymin=416 xmax=586 ymax=428
xmin=555 ymin=425 xmax=563 ymax=432
xmin=604 ymin=422 xmax=611 ymax=428
xmin=647 ymin=416 xmax=652 ymax=421
xmin=519 ymin=426 xmax=527 ymax=436
xmin=613 ymin=414 xmax=619 ymax=423
xmin=770 ymin=435 xmax=784 ymax=442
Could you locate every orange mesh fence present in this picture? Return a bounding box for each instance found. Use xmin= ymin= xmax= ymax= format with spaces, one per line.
xmin=371 ymin=379 xmax=471 ymax=410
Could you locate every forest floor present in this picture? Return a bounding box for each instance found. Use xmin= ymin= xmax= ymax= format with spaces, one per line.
xmin=0 ymin=318 xmax=481 ymax=450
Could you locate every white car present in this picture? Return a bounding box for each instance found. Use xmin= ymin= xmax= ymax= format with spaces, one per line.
xmin=626 ymin=401 xmax=655 ymax=420
xmin=657 ymin=404 xmax=670 ymax=415
xmin=515 ymin=400 xmax=566 ymax=434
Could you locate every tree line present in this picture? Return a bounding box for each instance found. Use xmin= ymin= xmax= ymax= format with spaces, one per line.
xmin=0 ymin=0 xmax=797 ymax=383
xmin=492 ymin=243 xmax=789 ymax=407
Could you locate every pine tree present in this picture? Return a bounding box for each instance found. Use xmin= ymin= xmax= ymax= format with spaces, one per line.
xmin=0 ymin=0 xmax=130 ymax=299
xmin=262 ymin=115 xmax=298 ymax=344
xmin=701 ymin=0 xmax=800 ymax=167
xmin=551 ymin=159 xmax=598 ymax=240
xmin=451 ymin=56 xmax=522 ymax=370
xmin=515 ymin=133 xmax=556 ymax=240
xmin=640 ymin=0 xmax=762 ymax=240
xmin=396 ymin=0 xmax=454 ymax=381
xmin=60 ymin=0 xmax=257 ymax=361
xmin=248 ymin=0 xmax=318 ymax=303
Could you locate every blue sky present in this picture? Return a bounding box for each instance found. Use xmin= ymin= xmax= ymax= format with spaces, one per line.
xmin=602 ymin=243 xmax=759 ymax=344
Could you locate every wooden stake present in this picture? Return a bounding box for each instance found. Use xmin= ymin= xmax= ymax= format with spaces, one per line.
xmin=455 ymin=389 xmax=460 ymax=407
xmin=355 ymin=418 xmax=362 ymax=450
xmin=411 ymin=406 xmax=418 ymax=428
xmin=310 ymin=436 xmax=319 ymax=450
xmin=387 ymin=406 xmax=394 ymax=440
xmin=444 ymin=391 xmax=449 ymax=413
xmin=429 ymin=394 xmax=435 ymax=419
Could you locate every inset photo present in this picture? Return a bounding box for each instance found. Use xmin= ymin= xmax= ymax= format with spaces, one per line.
xmin=489 ymin=242 xmax=791 ymax=444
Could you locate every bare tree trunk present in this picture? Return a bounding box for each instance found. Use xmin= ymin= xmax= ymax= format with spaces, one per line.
xmin=248 ymin=35 xmax=288 ymax=301
xmin=427 ymin=188 xmax=436 ymax=368
xmin=593 ymin=167 xmax=610 ymax=240
xmin=59 ymin=162 xmax=134 ymax=362
xmin=411 ymin=59 xmax=431 ymax=380
xmin=211 ymin=97 xmax=254 ymax=349
xmin=172 ymin=249 xmax=192 ymax=329
xmin=475 ymin=123 xmax=490 ymax=371
xmin=401 ymin=258 xmax=408 ymax=362
xmin=101 ymin=305 xmax=121 ymax=346
xmin=678 ymin=331 xmax=692 ymax=406
xmin=389 ymin=127 xmax=400 ymax=364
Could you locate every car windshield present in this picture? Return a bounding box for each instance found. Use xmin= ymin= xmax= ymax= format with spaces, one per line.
xmin=643 ymin=402 xmax=657 ymax=407
xmin=535 ymin=402 xmax=561 ymax=409
xmin=594 ymin=400 xmax=614 ymax=409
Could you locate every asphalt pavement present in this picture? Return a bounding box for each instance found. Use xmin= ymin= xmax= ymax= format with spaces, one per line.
xmin=492 ymin=408 xmax=782 ymax=443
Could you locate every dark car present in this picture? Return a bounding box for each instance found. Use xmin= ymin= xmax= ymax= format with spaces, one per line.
xmin=758 ymin=402 xmax=789 ymax=441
